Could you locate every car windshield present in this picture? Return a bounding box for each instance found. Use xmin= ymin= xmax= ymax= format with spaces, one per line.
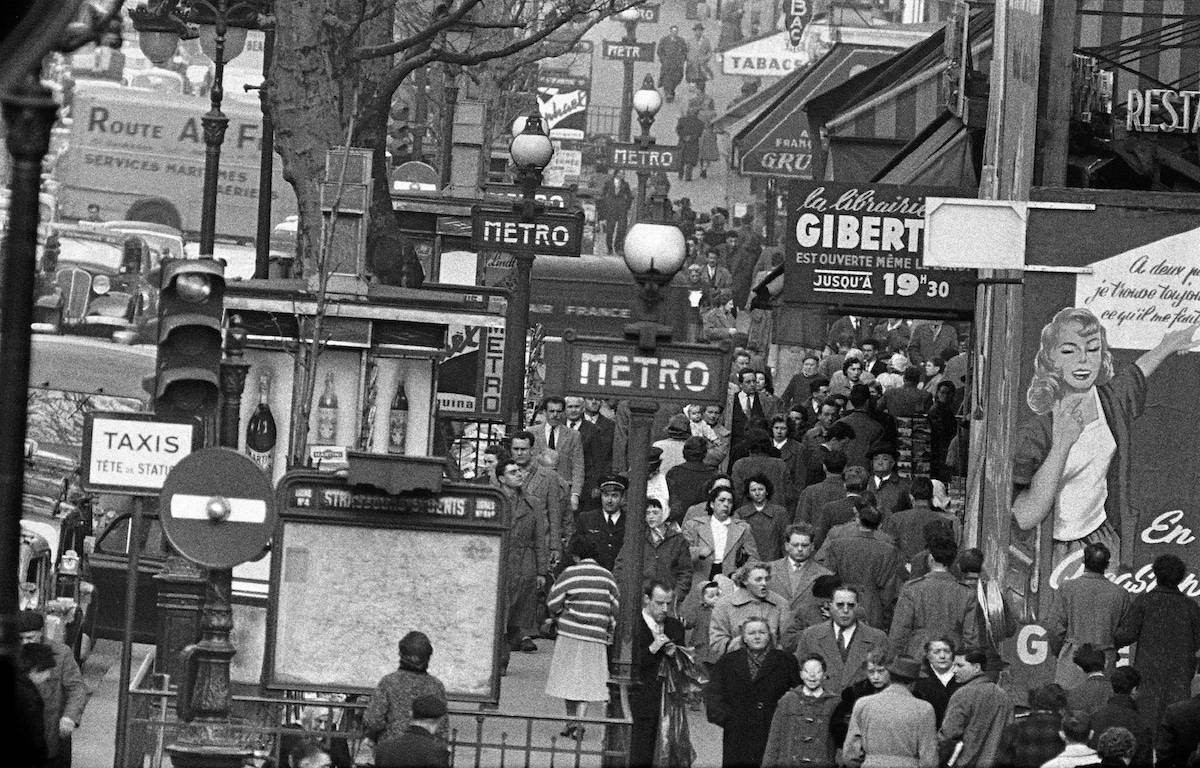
xmin=110 ymin=230 xmax=181 ymax=269
xmin=54 ymin=236 xmax=125 ymax=270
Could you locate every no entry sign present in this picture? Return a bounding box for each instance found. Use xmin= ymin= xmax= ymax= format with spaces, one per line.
xmin=160 ymin=448 xmax=276 ymax=569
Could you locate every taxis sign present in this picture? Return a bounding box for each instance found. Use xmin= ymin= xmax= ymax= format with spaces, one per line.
xmin=82 ymin=412 xmax=201 ymax=495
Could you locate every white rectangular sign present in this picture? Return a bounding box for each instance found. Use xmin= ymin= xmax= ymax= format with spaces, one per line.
xmin=84 ymin=416 xmax=196 ymax=493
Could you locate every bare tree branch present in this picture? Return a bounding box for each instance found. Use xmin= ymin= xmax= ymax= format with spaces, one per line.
xmin=351 ymin=0 xmax=486 ymax=61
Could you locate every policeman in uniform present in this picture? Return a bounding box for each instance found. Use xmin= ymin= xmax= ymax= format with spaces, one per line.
xmin=574 ymin=474 xmax=628 ymax=571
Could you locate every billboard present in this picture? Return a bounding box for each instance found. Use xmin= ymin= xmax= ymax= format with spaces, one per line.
xmin=437 ymin=325 xmax=505 ymax=418
xmin=1001 ymin=188 xmax=1200 ymax=702
xmin=537 ymin=71 xmax=590 ymax=140
xmin=783 ymin=181 xmax=976 ymax=313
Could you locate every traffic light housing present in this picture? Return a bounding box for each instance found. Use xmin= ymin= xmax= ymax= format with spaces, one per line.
xmin=155 ymin=257 xmax=224 ymax=420
xmin=389 ymin=102 xmax=414 ymax=164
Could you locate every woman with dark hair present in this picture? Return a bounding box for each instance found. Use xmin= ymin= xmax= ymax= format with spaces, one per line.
xmin=364 ymin=631 xmax=449 ymax=748
xmin=912 ymin=636 xmax=961 ymax=726
xmin=763 ymin=653 xmax=840 ymax=768
xmin=706 ymin=617 xmax=800 ymax=767
xmin=734 ymin=474 xmax=786 ymax=560
xmin=1013 ymin=308 xmax=1198 ymax=568
xmin=545 ymin=535 xmax=620 ymax=739
xmin=681 ymin=485 xmax=758 ymax=615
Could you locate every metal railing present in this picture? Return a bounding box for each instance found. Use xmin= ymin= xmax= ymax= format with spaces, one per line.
xmin=586 ymin=107 xmax=623 ymax=141
xmin=122 ymin=649 xmax=633 ymax=768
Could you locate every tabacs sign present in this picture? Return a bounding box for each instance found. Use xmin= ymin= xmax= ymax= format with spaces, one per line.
xmin=721 ymin=32 xmax=807 ymax=77
xmin=784 ymin=182 xmax=976 ymax=312
xmin=785 ymin=0 xmax=814 ymax=46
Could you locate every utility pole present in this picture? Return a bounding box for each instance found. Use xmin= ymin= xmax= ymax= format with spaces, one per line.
xmin=963 ymin=0 xmax=1044 ymax=594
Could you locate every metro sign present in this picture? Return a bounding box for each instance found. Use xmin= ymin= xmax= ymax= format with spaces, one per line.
xmin=470 ymin=205 xmax=584 ymax=257
xmin=561 ymin=336 xmax=729 ymax=404
xmin=602 ymin=40 xmax=656 ymax=62
xmin=608 ymin=143 xmax=681 ymax=172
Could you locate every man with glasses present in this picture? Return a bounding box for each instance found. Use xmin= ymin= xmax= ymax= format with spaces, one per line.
xmin=793 ymin=586 xmax=888 ymax=694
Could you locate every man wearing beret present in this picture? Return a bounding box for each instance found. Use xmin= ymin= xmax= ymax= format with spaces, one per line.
xmin=374 ymin=694 xmax=450 ymax=768
xmin=575 ymin=474 xmax=629 ymax=572
xmin=18 ymin=609 xmax=89 ymax=768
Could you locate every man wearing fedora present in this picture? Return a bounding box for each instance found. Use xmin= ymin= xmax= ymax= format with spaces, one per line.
xmin=867 ymin=444 xmax=912 ymax=518
xmin=843 ymin=656 xmax=938 ymax=768
xmin=685 ymin=24 xmax=712 ymax=94
xmin=18 ymin=609 xmax=89 ymax=768
xmin=374 ymin=694 xmax=450 ymax=768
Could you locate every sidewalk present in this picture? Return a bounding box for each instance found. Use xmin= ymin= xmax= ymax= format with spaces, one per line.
xmin=76 ymin=639 xmax=154 ymax=768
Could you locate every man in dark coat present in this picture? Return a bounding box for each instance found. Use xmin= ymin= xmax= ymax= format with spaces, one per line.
xmin=675 ymin=108 xmax=704 ymax=182
xmin=814 ymin=497 xmax=903 ymax=630
xmin=666 ymin=436 xmax=715 ymax=524
xmin=1114 ymin=553 xmax=1200 ymax=726
xmin=889 ymin=537 xmax=976 ymax=660
xmin=730 ymin=429 xmax=789 ymax=508
xmin=1157 ymin=689 xmax=1200 ymax=768
xmin=866 ymin=444 xmax=912 ymax=518
xmin=579 ymin=395 xmax=615 ymax=510
xmin=630 ymin=580 xmax=686 ymax=768
xmin=575 ymin=474 xmax=629 ymax=571
xmin=795 ymin=451 xmax=846 ymax=526
xmin=994 ymin=683 xmax=1067 ymax=768
xmin=496 ymin=458 xmax=550 ymax=664
xmin=810 ymin=465 xmax=869 ymax=550
xmin=17 ymin=610 xmax=89 ymax=768
xmin=656 ymin=26 xmax=688 ymax=101
xmin=1089 ymin=667 xmax=1153 ymax=768
xmin=374 ymin=695 xmax=451 ymax=768
xmin=599 ymin=170 xmax=633 ymax=255
xmin=836 ymin=385 xmax=883 ymax=470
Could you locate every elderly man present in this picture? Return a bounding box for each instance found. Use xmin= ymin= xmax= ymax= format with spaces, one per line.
xmin=17 ymin=610 xmax=89 ymax=768
xmin=709 ymin=561 xmax=788 ymax=658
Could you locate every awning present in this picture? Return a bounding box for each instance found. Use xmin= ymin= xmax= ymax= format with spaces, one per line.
xmin=805 ymin=11 xmax=993 ymax=181
xmin=731 ymin=43 xmax=902 ymax=179
xmin=873 ymin=110 xmax=982 ymax=188
xmin=713 ymin=71 xmax=796 ymax=135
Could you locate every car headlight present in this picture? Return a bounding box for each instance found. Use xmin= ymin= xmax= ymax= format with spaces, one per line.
xmin=92 ymin=274 xmax=111 ymax=295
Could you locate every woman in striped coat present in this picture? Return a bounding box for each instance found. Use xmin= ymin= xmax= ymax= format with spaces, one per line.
xmin=544 ymin=535 xmax=621 ymax=740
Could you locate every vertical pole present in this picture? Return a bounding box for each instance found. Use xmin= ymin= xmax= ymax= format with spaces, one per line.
xmin=439 ymin=66 xmax=460 ymax=190
xmin=503 ymin=253 xmax=534 ymax=434
xmin=113 ymin=497 xmax=148 ymax=768
xmin=1035 ymin=0 xmax=1076 ymax=187
xmin=413 ymin=65 xmax=428 ymax=161
xmin=0 ymin=70 xmax=57 ymax=763
xmin=613 ymin=400 xmax=656 ymax=680
xmin=253 ymin=18 xmax=275 ymax=279
xmin=199 ymin=1 xmax=230 ymax=258
xmin=619 ymin=21 xmax=637 ymax=142
xmin=963 ymin=0 xmax=1043 ymax=609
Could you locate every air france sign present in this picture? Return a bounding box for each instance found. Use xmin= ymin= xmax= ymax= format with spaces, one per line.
xmin=470 ymin=205 xmax=584 ymax=258
xmin=562 ymin=337 xmax=729 ymax=404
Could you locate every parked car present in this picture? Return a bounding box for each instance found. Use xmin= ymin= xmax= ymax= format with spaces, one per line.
xmin=20 ymin=515 xmax=97 ymax=663
xmin=32 ymin=223 xmax=160 ymax=343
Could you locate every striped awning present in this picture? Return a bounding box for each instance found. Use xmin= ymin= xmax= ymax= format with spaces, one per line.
xmin=1076 ymin=0 xmax=1200 ymax=94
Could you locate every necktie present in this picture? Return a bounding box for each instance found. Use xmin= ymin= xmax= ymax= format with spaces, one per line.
xmin=837 ymin=626 xmax=846 ymax=650
xmin=549 ymin=427 xmax=556 ymax=449
xmin=569 ymin=421 xmax=579 ymax=431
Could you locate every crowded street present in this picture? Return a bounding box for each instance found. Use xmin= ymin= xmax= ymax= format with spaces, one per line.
xmin=5 ymin=0 xmax=1200 ymax=767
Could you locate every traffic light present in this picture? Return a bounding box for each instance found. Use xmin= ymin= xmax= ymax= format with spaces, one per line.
xmin=389 ymin=102 xmax=414 ymax=164
xmin=155 ymin=257 xmax=224 ymax=421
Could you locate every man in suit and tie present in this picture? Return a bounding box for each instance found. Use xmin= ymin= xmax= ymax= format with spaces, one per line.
xmin=793 ymin=584 xmax=888 ymax=694
xmin=826 ymin=314 xmax=868 ymax=352
xmin=725 ymin=369 xmax=779 ymax=466
xmin=698 ymin=248 xmax=733 ymax=307
xmin=768 ymin=523 xmax=831 ymax=651
xmin=562 ymin=395 xmax=600 ymax=521
xmin=574 ymin=474 xmax=629 ymax=571
xmin=630 ymin=579 xmax=686 ymax=767
xmin=533 ymin=396 xmax=585 ymax=517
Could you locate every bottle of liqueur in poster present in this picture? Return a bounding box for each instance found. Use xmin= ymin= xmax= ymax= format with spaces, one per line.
xmin=388 ymin=379 xmax=409 ymax=454
xmin=246 ymin=372 xmax=277 ymax=473
xmin=316 ymin=371 xmax=339 ymax=445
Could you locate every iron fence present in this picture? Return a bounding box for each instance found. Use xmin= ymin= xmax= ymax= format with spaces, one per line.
xmin=121 ymin=649 xmax=633 ymax=768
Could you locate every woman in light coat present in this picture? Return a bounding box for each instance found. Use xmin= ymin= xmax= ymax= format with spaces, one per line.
xmin=681 ymin=485 xmax=758 ymax=616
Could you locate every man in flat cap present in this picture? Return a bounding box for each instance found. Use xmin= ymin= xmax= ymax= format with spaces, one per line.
xmin=374 ymin=694 xmax=450 ymax=768
xmin=575 ymin=474 xmax=628 ymax=571
xmin=18 ymin=609 xmax=89 ymax=768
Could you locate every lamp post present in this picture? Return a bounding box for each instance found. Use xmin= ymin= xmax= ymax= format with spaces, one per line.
xmin=501 ymin=114 xmax=554 ymax=433
xmin=631 ymin=74 xmax=663 ymax=219
xmin=133 ymin=0 xmax=261 ymax=258
xmin=615 ymin=7 xmax=641 ymax=142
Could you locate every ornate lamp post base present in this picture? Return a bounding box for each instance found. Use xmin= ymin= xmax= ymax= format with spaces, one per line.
xmin=167 ymin=725 xmax=251 ymax=768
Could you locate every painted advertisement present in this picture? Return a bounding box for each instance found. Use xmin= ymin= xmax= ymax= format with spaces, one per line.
xmin=438 ymin=325 xmax=505 ymax=418
xmin=1001 ymin=189 xmax=1200 ymax=701
xmin=537 ymin=71 xmax=590 ymax=141
xmin=783 ymin=182 xmax=975 ymax=313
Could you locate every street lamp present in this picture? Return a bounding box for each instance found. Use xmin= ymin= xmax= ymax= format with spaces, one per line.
xmin=132 ymin=0 xmax=263 ymax=259
xmin=615 ymin=6 xmax=642 ymax=141
xmin=630 ymin=73 xmax=663 ymax=217
xmin=501 ymin=114 xmax=554 ymax=432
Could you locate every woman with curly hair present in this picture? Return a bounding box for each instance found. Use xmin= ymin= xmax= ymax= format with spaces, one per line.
xmin=1012 ymin=307 xmax=1198 ymax=568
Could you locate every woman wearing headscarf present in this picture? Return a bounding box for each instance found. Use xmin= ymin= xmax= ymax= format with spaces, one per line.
xmin=364 ymin=631 xmax=449 ymax=748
